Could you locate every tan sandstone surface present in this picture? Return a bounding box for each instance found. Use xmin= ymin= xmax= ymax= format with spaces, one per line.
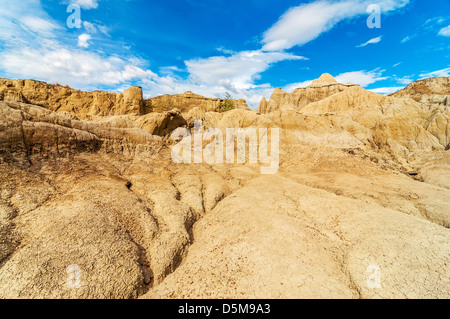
xmin=0 ymin=74 xmax=449 ymax=299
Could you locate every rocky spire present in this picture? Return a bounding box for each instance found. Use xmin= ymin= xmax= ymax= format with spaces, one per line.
xmin=258 ymin=97 xmax=268 ymax=114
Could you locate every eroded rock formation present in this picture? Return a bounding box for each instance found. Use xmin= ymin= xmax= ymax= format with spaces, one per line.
xmin=145 ymin=91 xmax=249 ymax=113
xmin=260 ymin=73 xmax=359 ymax=114
xmin=0 ymin=78 xmax=248 ymax=118
xmin=0 ymin=74 xmax=449 ymax=299
xmin=390 ymin=76 xmax=450 ymax=106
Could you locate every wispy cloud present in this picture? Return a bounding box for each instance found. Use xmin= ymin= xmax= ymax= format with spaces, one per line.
xmin=159 ymin=66 xmax=184 ymax=74
xmin=283 ymin=80 xmax=313 ymax=93
xmin=423 ymin=16 xmax=445 ymax=27
xmin=369 ymin=86 xmax=404 ymax=95
xmin=216 ymin=47 xmax=236 ymax=55
xmin=335 ymin=69 xmax=387 ymax=87
xmin=19 ymin=16 xmax=62 ymax=36
xmin=261 ymin=0 xmax=409 ymax=51
xmin=438 ymin=25 xmax=450 ymax=37
xmin=420 ymin=67 xmax=450 ymax=78
xmin=83 ymin=21 xmax=110 ymax=35
xmin=423 ymin=16 xmax=448 ymax=35
xmin=186 ymin=51 xmax=306 ymax=91
xmin=395 ymin=76 xmax=413 ymax=85
xmin=400 ymin=35 xmax=415 ymax=43
xmin=64 ymin=0 xmax=100 ymax=10
xmin=356 ymin=36 xmax=382 ymax=47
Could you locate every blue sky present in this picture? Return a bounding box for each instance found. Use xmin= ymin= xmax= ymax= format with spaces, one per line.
xmin=0 ymin=0 xmax=449 ymax=107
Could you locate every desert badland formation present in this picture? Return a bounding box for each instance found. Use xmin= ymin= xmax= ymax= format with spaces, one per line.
xmin=0 ymin=73 xmax=449 ymax=299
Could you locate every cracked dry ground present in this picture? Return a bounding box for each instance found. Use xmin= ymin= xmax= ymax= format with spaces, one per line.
xmin=0 ymin=103 xmax=449 ymax=299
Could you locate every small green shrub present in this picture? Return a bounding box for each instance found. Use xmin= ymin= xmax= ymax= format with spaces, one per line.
xmin=218 ymin=92 xmax=235 ymax=113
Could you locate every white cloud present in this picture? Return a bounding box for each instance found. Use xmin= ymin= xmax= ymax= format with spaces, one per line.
xmin=68 ymin=0 xmax=99 ymax=10
xmin=83 ymin=21 xmax=110 ymax=35
xmin=424 ymin=17 xmax=445 ymax=26
xmin=400 ymin=35 xmax=415 ymax=43
xmin=20 ymin=16 xmax=61 ymax=36
xmin=335 ymin=70 xmax=387 ymax=87
xmin=159 ymin=66 xmax=183 ymax=73
xmin=396 ymin=76 xmax=413 ymax=85
xmin=0 ymin=47 xmax=156 ymax=88
xmin=356 ymin=36 xmax=382 ymax=47
xmin=186 ymin=50 xmax=306 ymax=92
xmin=83 ymin=21 xmax=96 ymax=33
xmin=216 ymin=47 xmax=236 ymax=55
xmin=438 ymin=25 xmax=450 ymax=37
xmin=369 ymin=86 xmax=404 ymax=95
xmin=420 ymin=67 xmax=450 ymax=78
xmin=0 ymin=1 xmax=61 ymax=42
xmin=77 ymin=33 xmax=91 ymax=48
xmin=151 ymin=50 xmax=305 ymax=107
xmin=0 ymin=0 xmax=150 ymax=92
xmin=283 ymin=80 xmax=313 ymax=92
xmin=262 ymin=0 xmax=409 ymax=51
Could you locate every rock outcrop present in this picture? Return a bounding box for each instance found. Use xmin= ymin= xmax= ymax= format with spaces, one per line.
xmin=390 ymin=76 xmax=450 ymax=106
xmin=0 ymin=101 xmax=163 ymax=163
xmin=258 ymin=96 xmax=268 ymax=114
xmin=0 ymin=78 xmax=248 ymax=118
xmin=0 ymin=78 xmax=146 ymax=117
xmin=261 ymin=73 xmax=359 ymax=114
xmin=145 ymin=91 xmax=249 ymax=113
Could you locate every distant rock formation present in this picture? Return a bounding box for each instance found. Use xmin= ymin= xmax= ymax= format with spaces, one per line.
xmin=258 ymin=96 xmax=268 ymax=114
xmin=0 ymin=78 xmax=249 ymax=118
xmin=260 ymin=73 xmax=359 ymax=114
xmin=145 ymin=91 xmax=249 ymax=113
xmin=0 ymin=78 xmax=145 ymax=117
xmin=390 ymin=76 xmax=450 ymax=106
